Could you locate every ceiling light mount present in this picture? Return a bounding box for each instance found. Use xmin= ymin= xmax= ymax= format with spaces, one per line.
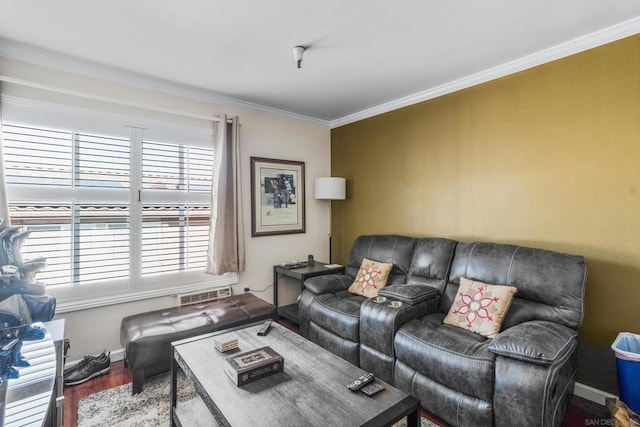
xmin=292 ymin=46 xmax=306 ymax=69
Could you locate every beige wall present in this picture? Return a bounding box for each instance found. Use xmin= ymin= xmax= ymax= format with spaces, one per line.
xmin=331 ymin=34 xmax=640 ymax=393
xmin=1 ymin=57 xmax=332 ymax=361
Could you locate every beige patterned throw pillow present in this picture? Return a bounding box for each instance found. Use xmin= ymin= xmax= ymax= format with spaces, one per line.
xmin=348 ymin=258 xmax=393 ymax=298
xmin=443 ymin=276 xmax=517 ymax=338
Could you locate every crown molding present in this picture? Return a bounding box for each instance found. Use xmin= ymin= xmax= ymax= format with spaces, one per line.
xmin=2 ymin=14 xmax=639 ymax=131
xmin=329 ymin=16 xmax=640 ymax=128
xmin=0 ymin=39 xmax=329 ymax=127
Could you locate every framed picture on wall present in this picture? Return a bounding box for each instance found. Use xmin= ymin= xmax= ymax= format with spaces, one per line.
xmin=250 ymin=157 xmax=305 ymax=237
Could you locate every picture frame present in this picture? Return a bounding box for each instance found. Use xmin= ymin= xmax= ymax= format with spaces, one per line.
xmin=250 ymin=157 xmax=305 ymax=237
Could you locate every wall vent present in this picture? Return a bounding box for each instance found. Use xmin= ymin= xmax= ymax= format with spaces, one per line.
xmin=176 ymin=286 xmax=231 ymax=307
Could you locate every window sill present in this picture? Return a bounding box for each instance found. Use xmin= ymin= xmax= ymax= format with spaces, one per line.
xmin=54 ymin=274 xmax=238 ymax=313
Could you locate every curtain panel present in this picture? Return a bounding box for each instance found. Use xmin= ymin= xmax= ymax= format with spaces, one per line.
xmin=206 ymin=115 xmax=245 ymax=275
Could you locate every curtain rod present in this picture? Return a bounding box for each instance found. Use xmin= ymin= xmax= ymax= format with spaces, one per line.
xmin=0 ymin=74 xmax=222 ymax=122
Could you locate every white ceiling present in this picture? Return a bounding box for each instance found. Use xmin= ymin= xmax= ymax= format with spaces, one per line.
xmin=1 ymin=1 xmax=640 ymax=126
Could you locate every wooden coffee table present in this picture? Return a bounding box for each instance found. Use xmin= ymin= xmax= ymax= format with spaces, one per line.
xmin=171 ymin=322 xmax=420 ymax=426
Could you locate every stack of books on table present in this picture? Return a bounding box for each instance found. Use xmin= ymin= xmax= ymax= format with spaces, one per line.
xmin=224 ymin=346 xmax=284 ymax=386
xmin=214 ymin=335 xmax=239 ymax=353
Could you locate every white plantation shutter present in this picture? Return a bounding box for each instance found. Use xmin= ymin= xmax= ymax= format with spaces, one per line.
xmin=3 ymin=124 xmax=76 ymax=287
xmin=1 ymin=103 xmax=225 ymax=307
xmin=142 ymin=141 xmax=213 ymax=192
xmin=74 ymin=204 xmax=130 ymax=284
xmin=75 ymin=133 xmax=129 ymax=189
xmin=3 ymin=124 xmax=72 ymax=186
xmin=9 ymin=204 xmax=72 ymax=287
xmin=141 ymin=140 xmax=213 ymax=276
xmin=141 ymin=204 xmax=209 ymax=275
xmin=4 ymin=124 xmax=132 ymax=286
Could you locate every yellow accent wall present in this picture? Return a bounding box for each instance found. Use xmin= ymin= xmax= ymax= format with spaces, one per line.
xmin=331 ymin=34 xmax=640 ymax=391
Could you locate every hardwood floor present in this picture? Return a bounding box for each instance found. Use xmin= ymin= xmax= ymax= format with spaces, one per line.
xmin=63 ymin=319 xmax=611 ymax=427
xmin=64 ymin=359 xmax=131 ymax=427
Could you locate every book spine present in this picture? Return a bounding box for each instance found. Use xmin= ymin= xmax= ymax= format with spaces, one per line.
xmin=224 ymin=366 xmax=240 ymax=386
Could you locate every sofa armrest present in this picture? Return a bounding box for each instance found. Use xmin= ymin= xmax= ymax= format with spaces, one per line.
xmin=489 ymin=320 xmax=577 ymax=365
xmin=359 ymin=291 xmax=441 ymax=382
xmin=303 ymin=274 xmax=352 ymax=295
xmin=378 ymin=284 xmax=439 ymax=305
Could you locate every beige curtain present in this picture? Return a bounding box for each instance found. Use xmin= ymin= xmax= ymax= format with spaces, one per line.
xmin=206 ymin=115 xmax=245 ymax=275
xmin=0 ymin=92 xmax=10 ymax=226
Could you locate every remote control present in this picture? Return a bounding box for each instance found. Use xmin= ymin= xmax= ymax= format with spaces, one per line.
xmin=346 ymin=372 xmax=375 ymax=391
xmin=257 ymin=320 xmax=273 ymax=336
xmin=360 ymin=382 xmax=385 ymax=396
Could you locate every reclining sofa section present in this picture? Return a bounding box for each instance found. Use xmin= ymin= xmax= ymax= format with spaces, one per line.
xmin=299 ymin=235 xmax=586 ymax=427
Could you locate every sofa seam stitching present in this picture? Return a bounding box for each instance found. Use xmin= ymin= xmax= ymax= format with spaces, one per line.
xmin=540 ymin=338 xmax=575 ymax=424
xmin=390 ymin=237 xmax=399 ymax=278
xmin=466 ymin=242 xmax=478 ymax=279
xmin=507 ymin=246 xmax=518 ymax=284
xmin=456 ymin=392 xmax=463 ymax=426
xmin=367 ymin=237 xmax=374 ymax=261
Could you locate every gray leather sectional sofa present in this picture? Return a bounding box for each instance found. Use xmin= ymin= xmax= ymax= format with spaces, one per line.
xmin=299 ymin=235 xmax=587 ymax=427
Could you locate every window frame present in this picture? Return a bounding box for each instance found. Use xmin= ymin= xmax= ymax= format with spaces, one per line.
xmin=1 ymin=97 xmax=237 ymax=313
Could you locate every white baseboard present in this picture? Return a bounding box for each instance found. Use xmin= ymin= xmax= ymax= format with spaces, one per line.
xmin=110 ymin=348 xmax=125 ymax=362
xmin=574 ymin=382 xmax=617 ymax=406
xmin=66 ymin=348 xmax=125 ymax=367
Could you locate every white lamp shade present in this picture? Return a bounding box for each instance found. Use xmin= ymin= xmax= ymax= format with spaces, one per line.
xmin=315 ymin=177 xmax=346 ymax=200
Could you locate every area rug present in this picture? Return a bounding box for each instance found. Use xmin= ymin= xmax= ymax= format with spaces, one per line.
xmin=78 ymin=371 xmax=197 ymax=427
xmin=78 ymin=372 xmax=437 ymax=426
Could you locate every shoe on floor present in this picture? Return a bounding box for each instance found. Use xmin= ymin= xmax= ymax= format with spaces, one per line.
xmin=63 ymin=351 xmax=106 ymax=378
xmin=64 ymin=351 xmax=111 ymax=386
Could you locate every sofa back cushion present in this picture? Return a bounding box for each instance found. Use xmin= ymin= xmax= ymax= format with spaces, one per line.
xmin=345 ymin=235 xmax=416 ymax=285
xmin=406 ymin=238 xmax=457 ymax=293
xmin=442 ymin=242 xmax=586 ymax=330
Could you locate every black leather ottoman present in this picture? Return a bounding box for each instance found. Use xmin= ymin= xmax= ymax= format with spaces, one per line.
xmin=120 ymin=293 xmax=277 ymax=394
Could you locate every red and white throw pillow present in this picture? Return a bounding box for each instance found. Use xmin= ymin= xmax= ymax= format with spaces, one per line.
xmin=443 ymin=276 xmax=517 ymax=338
xmin=348 ymin=258 xmax=393 ymax=298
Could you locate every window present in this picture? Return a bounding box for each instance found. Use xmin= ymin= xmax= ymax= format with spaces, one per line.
xmin=141 ymin=140 xmax=213 ymax=276
xmin=3 ymin=124 xmax=72 ymax=186
xmin=2 ymin=105 xmax=229 ymax=310
xmin=9 ymin=204 xmax=72 ymax=287
xmin=141 ymin=204 xmax=210 ymax=275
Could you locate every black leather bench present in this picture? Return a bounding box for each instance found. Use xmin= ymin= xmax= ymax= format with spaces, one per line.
xmin=120 ymin=293 xmax=277 ymax=394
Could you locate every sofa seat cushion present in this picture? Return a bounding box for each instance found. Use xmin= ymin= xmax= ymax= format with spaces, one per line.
xmin=308 ymin=292 xmax=366 ymax=342
xmin=395 ymin=313 xmax=497 ymax=402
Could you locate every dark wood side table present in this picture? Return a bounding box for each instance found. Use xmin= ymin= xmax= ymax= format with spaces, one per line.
xmin=273 ymin=261 xmax=345 ymax=324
